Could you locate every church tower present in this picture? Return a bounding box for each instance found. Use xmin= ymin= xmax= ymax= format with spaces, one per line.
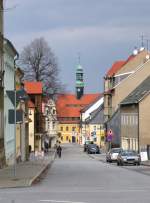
xmin=76 ymin=63 xmax=84 ymax=99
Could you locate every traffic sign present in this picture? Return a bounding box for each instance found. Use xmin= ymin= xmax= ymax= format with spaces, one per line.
xmin=107 ymin=129 xmax=113 ymax=142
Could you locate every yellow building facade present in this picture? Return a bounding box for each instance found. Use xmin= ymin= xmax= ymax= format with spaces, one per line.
xmin=58 ymin=123 xmax=80 ymax=143
xmin=88 ymin=124 xmax=105 ymax=147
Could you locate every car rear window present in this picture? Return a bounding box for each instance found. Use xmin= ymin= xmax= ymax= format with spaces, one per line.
xmin=121 ymin=151 xmax=137 ymax=156
xmin=111 ymin=148 xmax=121 ymax=153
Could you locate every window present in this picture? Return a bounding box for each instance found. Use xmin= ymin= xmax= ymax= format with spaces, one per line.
xmin=94 ymin=126 xmax=96 ymax=131
xmin=66 ymin=136 xmax=69 ymax=141
xmin=66 ymin=126 xmax=69 ymax=131
xmin=72 ymin=127 xmax=76 ymax=131
xmin=108 ymin=95 xmax=112 ymax=106
xmin=61 ymin=136 xmax=63 ymax=141
xmin=48 ymin=122 xmax=50 ymax=130
xmin=61 ymin=127 xmax=63 ymax=131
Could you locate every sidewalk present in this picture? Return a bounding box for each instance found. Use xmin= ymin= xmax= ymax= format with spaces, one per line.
xmin=0 ymin=149 xmax=56 ymax=189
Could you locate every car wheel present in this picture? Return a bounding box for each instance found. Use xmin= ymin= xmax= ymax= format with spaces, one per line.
xmin=120 ymin=161 xmax=124 ymax=166
xmin=117 ymin=161 xmax=120 ymax=166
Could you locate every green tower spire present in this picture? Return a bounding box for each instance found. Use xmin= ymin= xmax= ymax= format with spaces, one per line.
xmin=76 ymin=61 xmax=84 ymax=99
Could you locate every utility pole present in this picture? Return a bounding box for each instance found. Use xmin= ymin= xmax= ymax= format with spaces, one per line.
xmin=99 ymin=124 xmax=101 ymax=148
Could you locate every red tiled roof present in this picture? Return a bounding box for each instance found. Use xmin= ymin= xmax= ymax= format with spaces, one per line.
xmin=106 ymin=61 xmax=125 ymax=77
xmin=28 ymin=100 xmax=35 ymax=108
xmin=56 ymin=93 xmax=101 ymax=120
xmin=106 ymin=54 xmax=136 ymax=77
xmin=24 ymin=81 xmax=43 ymax=94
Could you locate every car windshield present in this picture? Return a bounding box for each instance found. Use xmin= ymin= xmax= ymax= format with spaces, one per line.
xmin=121 ymin=151 xmax=138 ymax=156
xmin=89 ymin=144 xmax=97 ymax=147
xmin=85 ymin=141 xmax=91 ymax=144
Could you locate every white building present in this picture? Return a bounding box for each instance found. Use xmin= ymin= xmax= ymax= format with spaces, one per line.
xmin=43 ymin=99 xmax=58 ymax=148
xmin=4 ymin=38 xmax=18 ymax=165
xmin=80 ymin=96 xmax=104 ymax=144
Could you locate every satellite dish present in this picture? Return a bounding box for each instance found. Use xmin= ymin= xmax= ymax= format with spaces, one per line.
xmin=133 ymin=49 xmax=138 ymax=56
xmin=139 ymin=47 xmax=145 ymax=52
xmin=146 ymin=54 xmax=150 ymax=60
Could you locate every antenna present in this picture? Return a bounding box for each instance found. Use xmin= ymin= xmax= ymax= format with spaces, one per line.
xmin=140 ymin=34 xmax=145 ymax=47
xmin=145 ymin=39 xmax=150 ymax=60
xmin=0 ymin=1 xmax=19 ymax=12
xmin=78 ymin=52 xmax=81 ymax=64
xmin=146 ymin=39 xmax=149 ymax=51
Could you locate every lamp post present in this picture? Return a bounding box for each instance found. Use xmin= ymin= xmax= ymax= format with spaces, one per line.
xmin=13 ymin=53 xmax=19 ymax=178
xmin=99 ymin=124 xmax=101 ymax=148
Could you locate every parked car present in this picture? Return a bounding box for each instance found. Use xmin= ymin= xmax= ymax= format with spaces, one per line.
xmin=87 ymin=144 xmax=100 ymax=154
xmin=84 ymin=140 xmax=93 ymax=152
xmin=106 ymin=148 xmax=122 ymax=162
xmin=117 ymin=150 xmax=141 ymax=166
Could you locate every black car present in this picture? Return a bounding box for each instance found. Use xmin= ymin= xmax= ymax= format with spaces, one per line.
xmin=87 ymin=144 xmax=100 ymax=154
xmin=84 ymin=140 xmax=93 ymax=152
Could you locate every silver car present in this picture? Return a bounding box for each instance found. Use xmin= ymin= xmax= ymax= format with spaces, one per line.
xmin=117 ymin=150 xmax=141 ymax=166
xmin=106 ymin=148 xmax=122 ymax=162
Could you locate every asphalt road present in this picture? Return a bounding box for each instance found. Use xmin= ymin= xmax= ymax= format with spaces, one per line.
xmin=1 ymin=144 xmax=150 ymax=203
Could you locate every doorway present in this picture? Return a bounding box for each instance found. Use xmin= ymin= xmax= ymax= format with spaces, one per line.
xmin=72 ymin=136 xmax=76 ymax=143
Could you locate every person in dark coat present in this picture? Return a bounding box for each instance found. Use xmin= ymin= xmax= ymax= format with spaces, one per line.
xmin=57 ymin=145 xmax=62 ymax=158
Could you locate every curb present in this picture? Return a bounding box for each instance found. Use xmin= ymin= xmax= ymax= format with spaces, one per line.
xmin=141 ymin=162 xmax=150 ymax=167
xmin=29 ymin=151 xmax=56 ymax=186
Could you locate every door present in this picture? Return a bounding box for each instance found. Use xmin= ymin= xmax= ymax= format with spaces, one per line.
xmin=72 ymin=136 xmax=76 ymax=143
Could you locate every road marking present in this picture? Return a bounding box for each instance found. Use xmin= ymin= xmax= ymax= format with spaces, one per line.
xmin=40 ymin=200 xmax=86 ymax=203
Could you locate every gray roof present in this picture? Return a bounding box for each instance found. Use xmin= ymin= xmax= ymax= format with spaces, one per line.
xmin=85 ymin=105 xmax=104 ymax=124
xmin=121 ymin=76 xmax=150 ymax=105
xmin=81 ymin=94 xmax=103 ymax=113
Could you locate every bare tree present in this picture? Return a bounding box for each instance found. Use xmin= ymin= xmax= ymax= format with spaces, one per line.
xmin=20 ymin=37 xmax=64 ymax=96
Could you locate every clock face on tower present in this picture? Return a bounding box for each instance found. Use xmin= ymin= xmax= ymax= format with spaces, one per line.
xmin=77 ymin=88 xmax=81 ymax=92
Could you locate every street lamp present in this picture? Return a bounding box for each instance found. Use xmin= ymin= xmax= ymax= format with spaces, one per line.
xmin=13 ymin=53 xmax=19 ymax=178
xmin=99 ymin=124 xmax=101 ymax=148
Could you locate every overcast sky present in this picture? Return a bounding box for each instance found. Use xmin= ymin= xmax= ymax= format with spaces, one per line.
xmin=4 ymin=0 xmax=150 ymax=93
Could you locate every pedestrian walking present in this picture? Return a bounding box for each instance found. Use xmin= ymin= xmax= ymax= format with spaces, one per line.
xmin=44 ymin=135 xmax=49 ymax=153
xmin=57 ymin=145 xmax=62 ymax=158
